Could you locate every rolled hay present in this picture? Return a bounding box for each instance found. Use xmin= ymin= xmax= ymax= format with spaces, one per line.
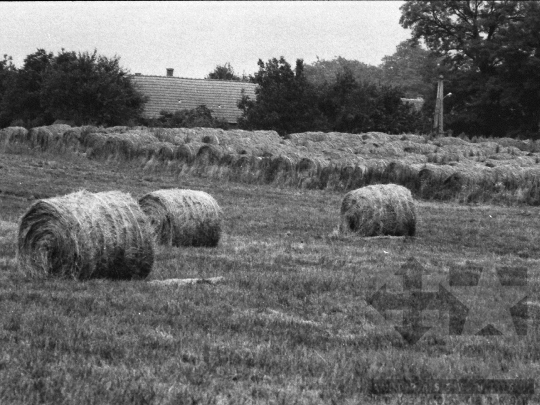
xmin=262 ymin=155 xmax=297 ymax=183
xmin=176 ymin=142 xmax=203 ymax=164
xmin=361 ymin=132 xmax=392 ymax=143
xmin=60 ymin=127 xmax=83 ymax=152
xmin=382 ymin=161 xmax=422 ymax=190
xmin=433 ymin=136 xmax=471 ymax=147
xmin=195 ymin=144 xmax=224 ymax=166
xmin=0 ymin=126 xmax=28 ymax=147
xmin=17 ymin=190 xmax=155 ymax=280
xmin=28 ymin=126 xmax=55 ymax=151
xmin=497 ymin=137 xmax=530 ymax=152
xmin=139 ymin=189 xmax=223 ymax=247
xmin=202 ymin=133 xmax=220 ymax=145
xmin=400 ymin=140 xmax=438 ymax=155
xmin=338 ymin=184 xmax=416 ymax=237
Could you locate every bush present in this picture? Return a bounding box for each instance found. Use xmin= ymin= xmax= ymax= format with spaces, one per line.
xmin=148 ymin=105 xmax=230 ymax=129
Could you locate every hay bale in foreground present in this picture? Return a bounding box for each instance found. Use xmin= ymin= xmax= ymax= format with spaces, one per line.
xmin=17 ymin=190 xmax=155 ymax=280
xmin=139 ymin=189 xmax=222 ymax=247
xmin=339 ymin=184 xmax=416 ymax=237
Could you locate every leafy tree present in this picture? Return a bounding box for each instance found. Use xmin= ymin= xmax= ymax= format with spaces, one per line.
xmin=40 ymin=49 xmax=146 ymax=126
xmin=238 ymin=57 xmax=327 ymax=136
xmin=152 ymin=105 xmax=229 ymax=129
xmin=206 ymin=62 xmax=241 ymax=81
xmin=304 ymin=56 xmax=383 ymax=87
xmin=400 ymin=1 xmax=540 ymax=137
xmin=0 ymin=54 xmax=16 ymax=127
xmin=0 ymin=49 xmax=54 ymax=127
xmin=380 ymin=40 xmax=439 ymax=99
xmin=319 ymin=67 xmax=424 ymax=134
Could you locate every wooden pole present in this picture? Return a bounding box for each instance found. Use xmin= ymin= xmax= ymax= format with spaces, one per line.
xmin=439 ymin=76 xmax=444 ymax=136
xmin=433 ymin=75 xmax=444 ymax=136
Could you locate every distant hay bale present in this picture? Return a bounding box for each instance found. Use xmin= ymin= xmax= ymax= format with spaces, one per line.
xmin=434 ymin=136 xmax=470 ymax=147
xmin=202 ymin=133 xmax=220 ymax=145
xmin=0 ymin=126 xmax=28 ymax=146
xmin=28 ymin=126 xmax=55 ymax=150
xmin=17 ymin=190 xmax=155 ymax=280
xmin=177 ymin=142 xmax=203 ymax=163
xmin=60 ymin=128 xmax=83 ymax=152
xmin=339 ymin=184 xmax=416 ymax=237
xmin=195 ymin=144 xmax=224 ymax=165
xmin=139 ymin=189 xmax=223 ymax=247
xmin=497 ymin=137 xmax=530 ymax=152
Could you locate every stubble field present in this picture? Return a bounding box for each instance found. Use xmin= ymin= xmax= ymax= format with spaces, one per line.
xmin=0 ymin=134 xmax=540 ymax=404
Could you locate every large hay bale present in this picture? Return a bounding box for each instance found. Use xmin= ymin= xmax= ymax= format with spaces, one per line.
xmin=139 ymin=189 xmax=222 ymax=247
xmin=339 ymin=184 xmax=416 ymax=237
xmin=0 ymin=126 xmax=28 ymax=146
xmin=17 ymin=190 xmax=155 ymax=280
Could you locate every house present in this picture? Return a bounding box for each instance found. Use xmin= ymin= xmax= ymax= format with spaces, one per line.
xmin=400 ymin=98 xmax=425 ymax=112
xmin=131 ymin=69 xmax=257 ymax=126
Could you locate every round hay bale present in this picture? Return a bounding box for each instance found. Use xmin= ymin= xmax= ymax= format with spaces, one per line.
xmin=339 ymin=184 xmax=416 ymax=237
xmin=29 ymin=127 xmax=55 ymax=151
xmin=497 ymin=137 xmax=529 ymax=152
xmin=263 ymin=155 xmax=296 ymax=183
xmin=202 ymin=133 xmax=220 ymax=145
xmin=195 ymin=144 xmax=224 ymax=166
xmin=139 ymin=189 xmax=222 ymax=247
xmin=60 ymin=128 xmax=83 ymax=152
xmin=0 ymin=126 xmax=28 ymax=146
xmin=434 ymin=136 xmax=470 ymax=147
xmin=383 ymin=161 xmax=421 ymax=190
xmin=177 ymin=142 xmax=203 ymax=163
xmin=17 ymin=190 xmax=155 ymax=280
xmin=155 ymin=142 xmax=176 ymax=162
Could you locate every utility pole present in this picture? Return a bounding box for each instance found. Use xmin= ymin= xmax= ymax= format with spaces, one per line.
xmin=433 ymin=75 xmax=444 ymax=136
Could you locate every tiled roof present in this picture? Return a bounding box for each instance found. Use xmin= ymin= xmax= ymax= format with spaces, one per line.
xmin=130 ymin=75 xmax=257 ymax=124
xmin=401 ymin=98 xmax=425 ymax=112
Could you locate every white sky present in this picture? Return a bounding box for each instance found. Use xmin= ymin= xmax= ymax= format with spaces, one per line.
xmin=1 ymin=1 xmax=411 ymax=79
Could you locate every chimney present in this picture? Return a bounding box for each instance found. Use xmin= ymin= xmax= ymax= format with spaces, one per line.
xmin=166 ymin=68 xmax=174 ymax=77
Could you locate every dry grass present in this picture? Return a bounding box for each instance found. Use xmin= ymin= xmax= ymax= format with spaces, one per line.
xmin=338 ymin=184 xmax=416 ymax=237
xmin=6 ymin=124 xmax=540 ymax=205
xmin=139 ymin=188 xmax=223 ymax=247
xmin=17 ymin=190 xmax=155 ymax=280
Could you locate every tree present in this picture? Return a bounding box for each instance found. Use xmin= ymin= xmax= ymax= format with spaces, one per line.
xmin=380 ymin=40 xmax=439 ymax=99
xmin=238 ymin=57 xmax=327 ymax=136
xmin=0 ymin=55 xmax=16 ymax=127
xmin=0 ymin=49 xmax=54 ymax=127
xmin=400 ymin=1 xmax=540 ymax=137
xmin=40 ymin=49 xmax=146 ymax=126
xmin=206 ymin=62 xmax=241 ymax=81
xmin=318 ymin=67 xmax=424 ymax=134
xmin=152 ymin=105 xmax=229 ymax=129
xmin=304 ymin=56 xmax=383 ymax=87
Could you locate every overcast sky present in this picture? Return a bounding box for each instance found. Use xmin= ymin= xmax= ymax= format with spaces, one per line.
xmin=1 ymin=1 xmax=411 ymax=79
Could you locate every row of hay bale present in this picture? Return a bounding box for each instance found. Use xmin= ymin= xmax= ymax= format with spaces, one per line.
xmin=17 ymin=188 xmax=223 ymax=280
xmin=17 ymin=182 xmax=416 ymax=281
xmin=3 ymin=124 xmax=540 ymax=202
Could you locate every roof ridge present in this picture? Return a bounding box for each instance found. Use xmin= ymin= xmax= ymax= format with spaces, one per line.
xmin=130 ymin=74 xmax=256 ymax=85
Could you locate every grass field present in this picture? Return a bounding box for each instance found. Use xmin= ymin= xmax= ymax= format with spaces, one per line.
xmin=1 ymin=140 xmax=540 ymax=404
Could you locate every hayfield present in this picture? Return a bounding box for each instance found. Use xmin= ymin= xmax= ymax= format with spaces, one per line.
xmin=1 ymin=125 xmax=540 ymax=404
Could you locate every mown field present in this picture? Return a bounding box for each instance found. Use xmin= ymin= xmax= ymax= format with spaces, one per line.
xmin=1 ymin=126 xmax=540 ymax=404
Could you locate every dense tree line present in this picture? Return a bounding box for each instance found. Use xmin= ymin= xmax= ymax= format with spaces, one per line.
xmin=237 ymin=56 xmax=426 ymax=137
xmin=401 ymin=0 xmax=540 ymax=138
xmin=0 ymin=49 xmax=146 ymax=128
